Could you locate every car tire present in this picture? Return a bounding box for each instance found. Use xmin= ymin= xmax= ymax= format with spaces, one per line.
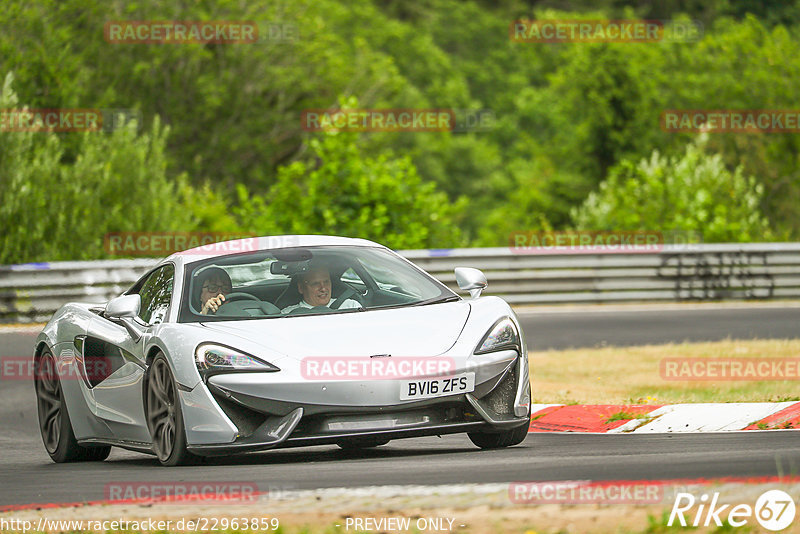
xmin=34 ymin=348 xmax=112 ymax=463
xmin=467 ymin=419 xmax=530 ymax=449
xmin=336 ymin=438 xmax=390 ymax=450
xmin=144 ymin=353 xmax=199 ymax=466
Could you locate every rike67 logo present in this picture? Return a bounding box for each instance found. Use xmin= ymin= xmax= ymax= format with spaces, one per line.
xmin=669 ymin=490 xmax=796 ymax=531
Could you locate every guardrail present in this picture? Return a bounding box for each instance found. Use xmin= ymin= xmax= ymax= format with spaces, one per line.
xmin=2 ymin=243 xmax=800 ymax=322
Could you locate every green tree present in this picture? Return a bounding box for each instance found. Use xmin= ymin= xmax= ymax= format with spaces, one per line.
xmin=0 ymin=73 xmax=194 ymax=263
xmin=572 ymin=136 xmax=773 ymax=243
xmin=235 ymin=129 xmax=466 ymax=250
xmin=4 ymin=0 xmax=800 ymax=253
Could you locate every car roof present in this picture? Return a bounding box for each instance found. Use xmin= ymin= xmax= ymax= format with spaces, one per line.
xmin=163 ymin=234 xmax=386 ymax=269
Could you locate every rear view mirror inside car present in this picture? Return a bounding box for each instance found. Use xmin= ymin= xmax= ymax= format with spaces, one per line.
xmin=270 ymin=259 xmax=310 ymax=275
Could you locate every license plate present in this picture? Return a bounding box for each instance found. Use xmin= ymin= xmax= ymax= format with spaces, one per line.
xmin=399 ymin=372 xmax=475 ymax=400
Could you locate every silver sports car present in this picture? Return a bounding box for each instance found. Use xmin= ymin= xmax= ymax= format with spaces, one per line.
xmin=33 ymin=236 xmax=531 ymax=466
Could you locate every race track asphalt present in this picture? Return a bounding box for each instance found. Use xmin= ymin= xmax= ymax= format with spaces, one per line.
xmin=2 ymin=304 xmax=799 ymax=507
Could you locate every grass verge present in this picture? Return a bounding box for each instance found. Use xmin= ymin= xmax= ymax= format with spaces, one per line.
xmin=529 ymin=339 xmax=800 ymax=404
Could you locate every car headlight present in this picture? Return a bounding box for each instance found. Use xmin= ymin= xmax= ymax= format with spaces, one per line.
xmin=195 ymin=343 xmax=280 ymax=375
xmin=474 ymin=317 xmax=520 ymax=354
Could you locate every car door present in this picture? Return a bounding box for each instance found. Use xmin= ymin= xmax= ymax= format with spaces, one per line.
xmin=88 ymin=264 xmax=175 ymax=443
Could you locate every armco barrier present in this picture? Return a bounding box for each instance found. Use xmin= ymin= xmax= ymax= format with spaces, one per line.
xmin=0 ymin=259 xmax=157 ymax=323
xmin=2 ymin=243 xmax=800 ymax=323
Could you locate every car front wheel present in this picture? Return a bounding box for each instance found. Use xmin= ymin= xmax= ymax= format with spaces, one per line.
xmin=467 ymin=419 xmax=530 ymax=449
xmin=145 ymin=354 xmax=198 ymax=466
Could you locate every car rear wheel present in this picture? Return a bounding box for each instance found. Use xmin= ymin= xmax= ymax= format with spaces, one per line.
xmin=468 ymin=419 xmax=530 ymax=449
xmin=145 ymin=354 xmax=198 ymax=466
xmin=35 ymin=348 xmax=111 ymax=462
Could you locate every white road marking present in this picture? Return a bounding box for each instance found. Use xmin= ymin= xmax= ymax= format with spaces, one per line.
xmin=616 ymin=402 xmax=797 ymax=433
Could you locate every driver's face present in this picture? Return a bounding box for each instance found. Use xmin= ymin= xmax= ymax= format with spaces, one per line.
xmin=299 ymin=269 xmax=332 ymax=307
xmin=201 ymin=276 xmax=231 ymax=302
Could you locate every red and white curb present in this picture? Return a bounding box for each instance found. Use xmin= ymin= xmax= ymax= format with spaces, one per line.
xmin=528 ymin=401 xmax=800 ymax=433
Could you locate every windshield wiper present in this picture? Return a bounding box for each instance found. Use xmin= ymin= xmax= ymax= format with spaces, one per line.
xmin=410 ymin=295 xmax=461 ymax=307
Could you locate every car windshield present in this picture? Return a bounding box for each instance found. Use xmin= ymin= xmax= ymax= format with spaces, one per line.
xmin=179 ymin=245 xmax=457 ymax=322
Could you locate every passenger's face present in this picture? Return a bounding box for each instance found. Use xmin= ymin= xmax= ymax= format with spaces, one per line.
xmin=299 ymin=269 xmax=332 ymax=307
xmin=201 ymin=276 xmax=231 ymax=302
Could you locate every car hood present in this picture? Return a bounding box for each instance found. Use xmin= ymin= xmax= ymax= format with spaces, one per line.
xmin=199 ymin=301 xmax=471 ymax=359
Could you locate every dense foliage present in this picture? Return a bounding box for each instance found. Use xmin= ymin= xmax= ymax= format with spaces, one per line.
xmin=234 ymin=126 xmax=466 ymax=250
xmin=573 ymin=136 xmax=773 ymax=243
xmin=0 ymin=0 xmax=797 ymax=262
xmin=0 ymin=73 xmax=192 ymax=263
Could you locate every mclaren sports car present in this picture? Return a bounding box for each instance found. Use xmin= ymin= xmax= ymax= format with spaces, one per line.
xmin=33 ymin=235 xmax=531 ymax=465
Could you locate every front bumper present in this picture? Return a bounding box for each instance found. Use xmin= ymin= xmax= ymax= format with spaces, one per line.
xmin=182 ymin=350 xmax=530 ymax=455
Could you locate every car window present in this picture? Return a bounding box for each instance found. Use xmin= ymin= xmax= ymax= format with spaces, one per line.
xmin=340 ymin=267 xmax=365 ymax=287
xmin=356 ymin=255 xmax=427 ymax=299
xmin=225 ymin=259 xmax=282 ymax=285
xmin=137 ymin=264 xmax=174 ymax=325
xmin=180 ymin=246 xmax=454 ymax=322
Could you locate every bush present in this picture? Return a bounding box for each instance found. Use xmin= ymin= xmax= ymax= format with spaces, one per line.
xmin=572 ymin=135 xmax=773 ymax=243
xmin=0 ymin=72 xmax=194 ymax=263
xmin=235 ymin=128 xmax=466 ymax=250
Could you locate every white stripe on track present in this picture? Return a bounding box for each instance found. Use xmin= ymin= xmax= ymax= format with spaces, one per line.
xmin=612 ymin=402 xmax=796 ymax=433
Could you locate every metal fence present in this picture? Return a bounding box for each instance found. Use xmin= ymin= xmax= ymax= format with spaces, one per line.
xmin=2 ymin=243 xmax=800 ymax=323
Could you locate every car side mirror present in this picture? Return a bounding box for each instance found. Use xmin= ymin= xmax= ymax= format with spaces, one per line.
xmin=105 ymin=294 xmax=141 ymax=319
xmin=105 ymin=295 xmax=144 ymax=342
xmin=454 ymin=267 xmax=487 ymax=299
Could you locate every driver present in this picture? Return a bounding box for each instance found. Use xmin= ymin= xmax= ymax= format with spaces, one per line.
xmin=282 ymin=266 xmax=361 ymax=313
xmin=197 ymin=267 xmax=232 ymax=315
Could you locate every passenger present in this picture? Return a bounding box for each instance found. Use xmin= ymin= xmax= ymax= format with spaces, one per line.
xmin=282 ymin=266 xmax=361 ymax=313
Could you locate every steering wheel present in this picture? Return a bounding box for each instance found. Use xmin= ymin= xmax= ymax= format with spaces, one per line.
xmin=330 ymin=286 xmax=360 ymax=309
xmin=218 ymin=292 xmax=260 ymax=304
xmin=213 ymin=292 xmax=280 ymax=317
